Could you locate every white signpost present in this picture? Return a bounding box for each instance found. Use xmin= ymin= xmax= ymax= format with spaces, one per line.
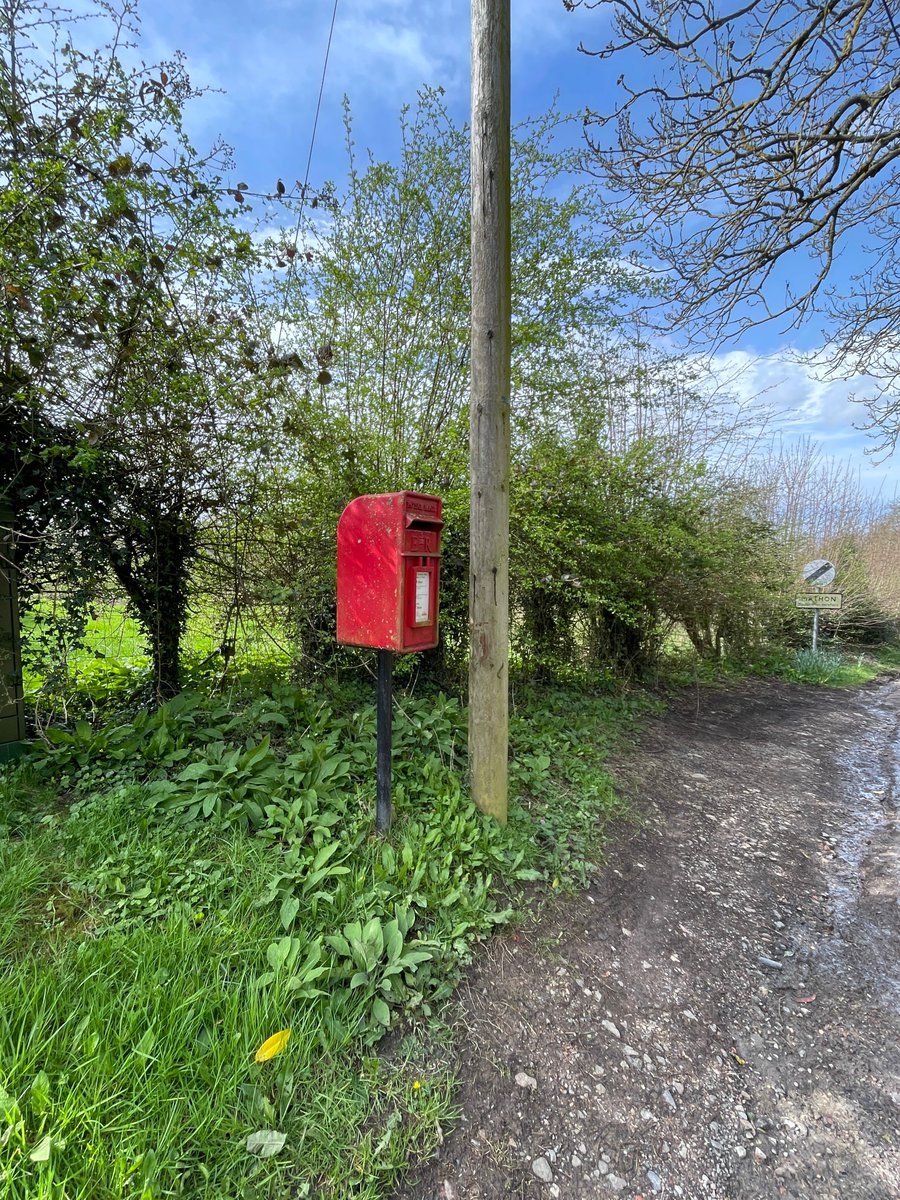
xmin=799 ymin=559 xmax=837 ymax=650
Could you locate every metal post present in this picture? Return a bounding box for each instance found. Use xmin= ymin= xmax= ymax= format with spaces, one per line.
xmin=376 ymin=649 xmax=393 ymax=834
xmin=812 ymin=608 xmax=819 ymax=653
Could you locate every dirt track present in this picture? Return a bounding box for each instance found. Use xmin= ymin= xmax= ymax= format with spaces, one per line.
xmin=396 ymin=676 xmax=900 ymax=1200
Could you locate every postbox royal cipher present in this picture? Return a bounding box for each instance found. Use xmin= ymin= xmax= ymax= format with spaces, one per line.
xmin=336 ymin=491 xmax=443 ymax=652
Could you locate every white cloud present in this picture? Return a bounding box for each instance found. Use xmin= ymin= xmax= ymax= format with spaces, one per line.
xmin=702 ymin=347 xmax=900 ymax=493
xmin=333 ymin=12 xmax=457 ymax=93
xmin=705 ymin=349 xmax=870 ymax=431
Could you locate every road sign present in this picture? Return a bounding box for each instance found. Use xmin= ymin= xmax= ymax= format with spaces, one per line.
xmin=802 ymin=559 xmax=836 ymax=587
xmin=795 ymin=592 xmax=842 ymax=610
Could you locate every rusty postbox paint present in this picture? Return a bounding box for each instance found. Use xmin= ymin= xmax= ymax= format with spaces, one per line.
xmin=336 ymin=491 xmax=442 ymax=652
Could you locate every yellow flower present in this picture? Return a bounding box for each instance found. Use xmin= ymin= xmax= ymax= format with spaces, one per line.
xmin=412 ymin=1080 xmax=422 ymax=1089
xmin=254 ymin=1029 xmax=291 ymax=1063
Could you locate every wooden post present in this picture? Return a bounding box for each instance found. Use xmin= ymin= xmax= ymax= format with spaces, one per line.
xmin=469 ymin=0 xmax=510 ymax=823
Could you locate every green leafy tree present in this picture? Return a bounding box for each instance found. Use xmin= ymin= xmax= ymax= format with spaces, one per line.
xmin=0 ymin=0 xmax=272 ymax=699
xmin=513 ymin=427 xmax=695 ymax=676
xmin=658 ymin=485 xmax=791 ymax=660
xmin=248 ymin=90 xmax=651 ymax=676
xmin=512 ymin=424 xmax=791 ymax=676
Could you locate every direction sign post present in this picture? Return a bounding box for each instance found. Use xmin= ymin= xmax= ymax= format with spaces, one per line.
xmin=799 ymin=560 xmax=837 ymax=652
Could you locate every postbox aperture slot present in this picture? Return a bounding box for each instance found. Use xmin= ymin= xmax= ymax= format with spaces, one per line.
xmin=405 ymin=516 xmax=444 ymax=530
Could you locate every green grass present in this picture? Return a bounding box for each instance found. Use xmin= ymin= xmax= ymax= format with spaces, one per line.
xmin=779 ymin=641 xmax=900 ymax=687
xmin=784 ymin=648 xmax=855 ymax=685
xmin=21 ymin=600 xmax=293 ymax=721
xmin=654 ymin=635 xmax=900 ymax=691
xmin=0 ymin=776 xmax=458 ymax=1199
xmin=866 ymin=641 xmax=900 ymax=672
xmin=0 ymin=675 xmax=647 ymax=1198
xmin=0 ymin=911 xmax=451 ymax=1198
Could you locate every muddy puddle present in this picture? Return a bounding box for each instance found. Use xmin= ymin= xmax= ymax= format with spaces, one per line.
xmin=829 ymin=685 xmax=900 ymax=1012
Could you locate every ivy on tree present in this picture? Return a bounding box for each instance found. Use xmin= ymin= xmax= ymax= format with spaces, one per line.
xmin=0 ymin=0 xmax=273 ymax=701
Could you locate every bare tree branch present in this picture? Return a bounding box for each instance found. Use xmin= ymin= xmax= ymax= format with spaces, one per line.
xmin=571 ymin=0 xmax=900 ymax=446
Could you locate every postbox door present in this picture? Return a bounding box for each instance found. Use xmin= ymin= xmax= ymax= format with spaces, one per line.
xmin=403 ymin=556 xmax=439 ymax=650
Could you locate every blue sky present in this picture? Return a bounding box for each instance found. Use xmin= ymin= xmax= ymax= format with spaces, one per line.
xmin=135 ymin=1 xmax=604 ymax=187
xmin=111 ymin=1 xmax=900 ymax=493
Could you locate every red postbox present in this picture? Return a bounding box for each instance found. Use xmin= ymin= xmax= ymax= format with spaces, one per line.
xmin=336 ymin=491 xmax=442 ymax=652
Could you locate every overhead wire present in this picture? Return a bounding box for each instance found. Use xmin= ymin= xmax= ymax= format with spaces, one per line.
xmin=274 ymin=0 xmax=340 ymax=352
xmin=221 ymin=0 xmax=340 ymax=659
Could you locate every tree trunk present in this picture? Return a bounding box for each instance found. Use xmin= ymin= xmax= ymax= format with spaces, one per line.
xmin=145 ymin=515 xmax=192 ymax=702
xmin=106 ymin=512 xmax=193 ymax=705
xmin=151 ymin=612 xmax=183 ymax=700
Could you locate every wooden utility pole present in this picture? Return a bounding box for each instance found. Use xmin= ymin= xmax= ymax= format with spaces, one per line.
xmin=469 ymin=0 xmax=510 ymax=824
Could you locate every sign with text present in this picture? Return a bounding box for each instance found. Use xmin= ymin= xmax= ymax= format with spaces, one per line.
xmin=795 ymin=592 xmax=842 ymax=610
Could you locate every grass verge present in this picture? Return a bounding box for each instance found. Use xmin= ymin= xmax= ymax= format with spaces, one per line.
xmin=0 ymin=679 xmax=650 ymax=1198
xmin=778 ymin=642 xmax=900 ymax=687
xmin=651 ymin=639 xmax=900 ymax=692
